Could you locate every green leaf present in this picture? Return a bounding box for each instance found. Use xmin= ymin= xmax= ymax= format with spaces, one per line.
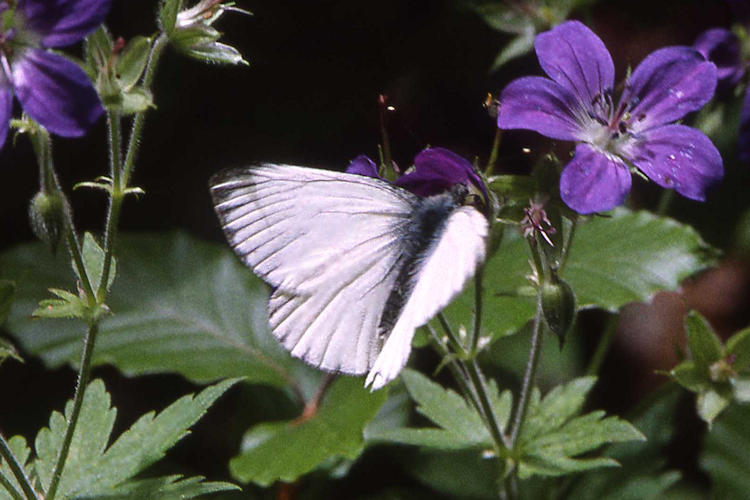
xmin=685 ymin=311 xmax=722 ymax=372
xmin=0 ymin=435 xmax=32 ymax=500
xmin=0 ymin=232 xmax=302 ymax=387
xmin=726 ymin=327 xmax=750 ymax=372
xmin=79 ymin=475 xmax=239 ymax=500
xmin=702 ymin=402 xmax=750 ymax=499
xmin=517 ymin=377 xmax=645 ymax=479
xmin=115 ymin=36 xmax=152 ymax=90
xmin=446 ymin=208 xmax=715 ymax=343
xmin=77 ymin=232 xmax=117 ymax=293
xmin=366 ymin=370 xmax=504 ymax=451
xmin=230 ymin=377 xmax=387 ymax=486
xmin=33 ymin=378 xmax=239 ymax=498
xmin=0 ymin=280 xmax=15 ymax=325
xmin=696 ymin=387 xmax=732 ymax=426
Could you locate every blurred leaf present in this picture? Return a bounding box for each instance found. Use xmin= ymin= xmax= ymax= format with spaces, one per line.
xmin=80 ymin=475 xmax=238 ymax=500
xmin=670 ymin=361 xmax=708 ymax=392
xmin=230 ymin=377 xmax=386 ymax=486
xmin=517 ymin=377 xmax=645 ymax=479
xmin=732 ymin=376 xmax=750 ymax=403
xmin=0 ymin=280 xmax=14 ymax=324
xmin=473 ymin=2 xmax=534 ymax=35
xmin=32 ymin=378 xmax=239 ymax=498
xmin=685 ymin=311 xmax=722 ymax=373
xmin=565 ymin=384 xmax=683 ymax=500
xmin=366 ymin=370 xmax=500 ymax=450
xmin=0 ymin=338 xmax=23 ymax=366
xmin=726 ymin=327 xmax=750 ymax=371
xmin=0 ymin=435 xmax=31 ymax=500
xmin=490 ymin=32 xmax=535 ymax=72
xmin=702 ymin=402 xmax=750 ymax=499
xmin=697 ymin=387 xmax=732 ymax=427
xmin=0 ymin=232 xmax=303 ymax=387
xmin=399 ymin=448 xmax=500 ymax=500
xmin=446 ymin=208 xmax=715 ymax=343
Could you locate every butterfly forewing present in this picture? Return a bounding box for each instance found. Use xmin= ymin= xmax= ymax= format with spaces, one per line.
xmin=210 ymin=164 xmax=416 ymax=375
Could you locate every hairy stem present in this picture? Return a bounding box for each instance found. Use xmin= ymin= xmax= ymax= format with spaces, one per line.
xmin=0 ymin=434 xmax=39 ymax=500
xmin=97 ymin=112 xmax=122 ymax=301
xmin=122 ymin=33 xmax=168 ymax=187
xmin=46 ymin=323 xmax=99 ymax=500
xmin=509 ymin=290 xmax=544 ymax=446
xmin=485 ymin=128 xmax=503 ymax=176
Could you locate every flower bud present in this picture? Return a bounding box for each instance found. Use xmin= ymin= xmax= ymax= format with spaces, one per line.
xmin=28 ymin=191 xmax=65 ymax=254
xmin=540 ymin=278 xmax=576 ymax=347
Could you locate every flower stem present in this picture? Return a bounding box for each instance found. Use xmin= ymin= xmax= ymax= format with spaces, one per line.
xmin=121 ymin=33 xmax=168 ymax=187
xmin=45 ymin=322 xmax=99 ymax=500
xmin=0 ymin=434 xmax=39 ymax=500
xmin=509 ymin=288 xmax=544 ymax=447
xmin=97 ymin=111 xmax=122 ymax=301
xmin=485 ymin=128 xmax=503 ymax=176
xmin=469 ymin=267 xmax=484 ymax=355
xmin=586 ymin=313 xmax=619 ymax=376
xmin=29 ymin=129 xmax=96 ymax=304
xmin=656 ymin=189 xmax=674 ymax=217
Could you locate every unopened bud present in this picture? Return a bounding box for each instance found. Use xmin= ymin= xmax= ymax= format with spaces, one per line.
xmin=28 ymin=191 xmax=65 ymax=254
xmin=541 ymin=278 xmax=576 ymax=347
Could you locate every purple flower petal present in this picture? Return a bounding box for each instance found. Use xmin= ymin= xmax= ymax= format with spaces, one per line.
xmin=627 ymin=124 xmax=723 ymax=201
xmin=21 ymin=0 xmax=112 ymax=48
xmin=12 ymin=49 xmax=103 ymax=137
xmin=560 ymin=144 xmax=631 ymax=214
xmin=694 ymin=28 xmax=744 ymax=89
xmin=625 ymin=47 xmax=717 ymax=131
xmin=0 ymin=85 xmax=12 ymax=150
xmin=345 ymin=155 xmax=380 ymax=178
xmin=739 ymin=88 xmax=750 ymax=163
xmin=534 ymin=21 xmax=615 ymax=104
xmin=396 ymin=147 xmax=481 ymax=198
xmin=497 ymin=76 xmax=582 ymax=141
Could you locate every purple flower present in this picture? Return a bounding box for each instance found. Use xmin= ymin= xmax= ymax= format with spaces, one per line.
xmin=694 ymin=28 xmax=744 ymax=90
xmin=346 ymin=147 xmax=488 ymax=202
xmin=0 ymin=0 xmax=110 ymax=150
xmin=497 ymin=21 xmax=723 ymax=214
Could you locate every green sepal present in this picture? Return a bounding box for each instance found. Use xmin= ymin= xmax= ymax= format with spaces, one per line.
xmin=183 ymin=41 xmax=247 ymax=65
xmin=0 ymin=338 xmax=23 ymax=366
xmin=115 ymin=36 xmax=152 ymax=90
xmin=28 ymin=191 xmax=66 ymax=254
xmin=159 ymin=0 xmax=182 ymax=34
xmin=540 ymin=277 xmax=576 ymax=347
xmin=84 ymin=26 xmax=114 ymax=80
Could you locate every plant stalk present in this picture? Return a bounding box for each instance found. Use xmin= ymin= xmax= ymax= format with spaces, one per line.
xmin=45 ymin=323 xmax=99 ymax=500
xmin=0 ymin=434 xmax=39 ymax=500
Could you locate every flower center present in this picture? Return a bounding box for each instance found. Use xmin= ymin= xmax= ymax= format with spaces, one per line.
xmin=578 ymin=86 xmax=647 ymax=157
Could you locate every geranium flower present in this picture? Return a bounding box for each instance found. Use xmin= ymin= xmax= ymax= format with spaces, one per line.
xmin=347 ymin=147 xmax=488 ymax=203
xmin=694 ymin=28 xmax=744 ymax=90
xmin=0 ymin=0 xmax=110 ymax=150
xmin=497 ymin=21 xmax=723 ymax=214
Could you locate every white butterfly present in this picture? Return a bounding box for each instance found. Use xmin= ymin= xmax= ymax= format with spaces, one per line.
xmin=210 ymin=163 xmax=488 ymax=389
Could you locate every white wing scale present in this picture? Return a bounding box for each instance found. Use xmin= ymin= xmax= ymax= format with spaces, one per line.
xmin=211 ymin=164 xmax=488 ymax=388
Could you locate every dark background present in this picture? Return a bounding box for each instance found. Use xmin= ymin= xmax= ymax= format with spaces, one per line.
xmin=1 ymin=0 xmax=746 ymax=498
